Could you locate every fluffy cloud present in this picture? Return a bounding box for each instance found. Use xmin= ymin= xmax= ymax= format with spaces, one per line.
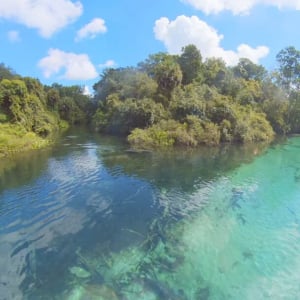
xmin=76 ymin=18 xmax=107 ymax=41
xmin=0 ymin=0 xmax=82 ymax=38
xmin=181 ymin=0 xmax=300 ymax=15
xmin=38 ymin=49 xmax=98 ymax=80
xmin=98 ymin=59 xmax=116 ymax=69
xmin=7 ymin=30 xmax=21 ymax=42
xmin=154 ymin=15 xmax=269 ymax=65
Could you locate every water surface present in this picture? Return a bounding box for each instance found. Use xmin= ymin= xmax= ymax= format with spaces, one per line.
xmin=0 ymin=129 xmax=299 ymax=299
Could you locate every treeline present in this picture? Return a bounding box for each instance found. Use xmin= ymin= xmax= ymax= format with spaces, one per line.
xmin=0 ymin=64 xmax=93 ymax=156
xmin=2 ymin=45 xmax=300 ymax=153
xmin=92 ymin=45 xmax=300 ymax=148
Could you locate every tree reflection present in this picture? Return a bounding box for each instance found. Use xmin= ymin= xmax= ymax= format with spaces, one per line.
xmin=99 ymin=142 xmax=271 ymax=192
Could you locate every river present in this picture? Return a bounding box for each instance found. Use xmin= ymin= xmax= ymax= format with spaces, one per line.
xmin=0 ymin=128 xmax=299 ymax=299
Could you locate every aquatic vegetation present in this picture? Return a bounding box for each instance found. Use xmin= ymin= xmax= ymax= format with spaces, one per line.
xmin=69 ymin=266 xmax=91 ymax=279
xmin=55 ymin=138 xmax=300 ymax=299
xmin=66 ymin=284 xmax=119 ymax=300
xmin=2 ymin=132 xmax=300 ymax=299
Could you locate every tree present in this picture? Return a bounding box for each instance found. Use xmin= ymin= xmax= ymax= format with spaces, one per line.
xmin=262 ymin=98 xmax=289 ymax=134
xmin=236 ymin=79 xmax=264 ymax=105
xmin=203 ymin=58 xmax=228 ymax=91
xmin=93 ymin=68 xmax=157 ymax=102
xmin=170 ymin=84 xmax=206 ymax=121
xmin=0 ymin=79 xmax=28 ymax=121
xmin=0 ymin=63 xmax=18 ymax=80
xmin=178 ymin=44 xmax=203 ymax=85
xmin=233 ymin=58 xmax=267 ymax=81
xmin=23 ymin=77 xmax=46 ymax=106
xmin=138 ymin=53 xmax=182 ymax=101
xmin=138 ymin=52 xmax=171 ymax=77
xmin=153 ymin=56 xmax=182 ymax=100
xmin=276 ymin=46 xmax=300 ymax=93
xmin=0 ymin=78 xmax=59 ymax=135
xmin=46 ymin=88 xmax=60 ymax=110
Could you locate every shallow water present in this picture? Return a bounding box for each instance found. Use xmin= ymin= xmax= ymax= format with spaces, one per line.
xmin=0 ymin=129 xmax=299 ymax=299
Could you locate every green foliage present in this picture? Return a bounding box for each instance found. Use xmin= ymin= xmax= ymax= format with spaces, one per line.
xmin=128 ymin=120 xmax=180 ymax=148
xmin=0 ymin=79 xmax=61 ymax=136
xmin=5 ymin=44 xmax=300 ymax=154
xmin=0 ymin=112 xmax=8 ymax=123
xmin=220 ymin=119 xmax=233 ymax=142
xmin=186 ymin=115 xmax=221 ymax=146
xmin=93 ymin=45 xmax=300 ymax=148
xmin=203 ymin=58 xmax=228 ymax=90
xmin=0 ymin=63 xmax=18 ymax=80
xmin=128 ymin=127 xmax=175 ymax=149
xmin=46 ymin=88 xmax=60 ymax=110
xmin=234 ymin=109 xmax=274 ymax=143
xmin=58 ymin=96 xmax=84 ymax=124
xmin=23 ymin=77 xmax=47 ymax=106
xmin=47 ymin=84 xmax=93 ymax=124
xmin=138 ymin=52 xmax=173 ymax=78
xmin=153 ymin=56 xmax=183 ymax=99
xmin=0 ymin=79 xmax=30 ymax=124
xmin=233 ymin=58 xmax=267 ymax=81
xmin=276 ymin=46 xmax=300 ymax=93
xmin=206 ymin=95 xmax=238 ymax=126
xmin=262 ymin=98 xmax=290 ymax=134
xmin=236 ymin=79 xmax=264 ymax=105
xmin=0 ymin=73 xmax=94 ymax=156
xmin=94 ymin=68 xmax=158 ymax=102
xmin=128 ymin=118 xmax=221 ymax=149
xmin=93 ymin=94 xmax=167 ymax=134
xmin=170 ymin=84 xmax=206 ymax=121
xmin=178 ymin=45 xmax=203 ymax=85
xmin=0 ymin=123 xmax=51 ymax=157
xmin=138 ymin=53 xmax=182 ymax=101
xmin=287 ymin=92 xmax=300 ymax=133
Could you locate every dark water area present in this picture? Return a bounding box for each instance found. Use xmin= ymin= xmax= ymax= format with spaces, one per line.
xmin=0 ymin=128 xmax=299 ymax=299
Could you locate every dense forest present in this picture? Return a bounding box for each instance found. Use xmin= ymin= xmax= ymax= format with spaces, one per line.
xmin=2 ymin=45 xmax=300 ymax=155
xmin=92 ymin=45 xmax=300 ymax=148
xmin=0 ymin=65 xmax=93 ymax=156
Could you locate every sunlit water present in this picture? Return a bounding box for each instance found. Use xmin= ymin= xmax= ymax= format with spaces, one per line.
xmin=1 ymin=129 xmax=300 ymax=299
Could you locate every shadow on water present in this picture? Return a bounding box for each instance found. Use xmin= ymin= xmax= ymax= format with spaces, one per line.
xmin=100 ymin=141 xmax=270 ymax=192
xmin=0 ymin=127 xmax=124 ymax=193
xmin=0 ymin=149 xmax=51 ymax=193
xmin=0 ymin=128 xmax=155 ymax=299
xmin=0 ymin=126 xmax=272 ymax=195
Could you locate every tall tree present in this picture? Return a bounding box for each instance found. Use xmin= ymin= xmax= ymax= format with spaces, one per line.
xmin=0 ymin=63 xmax=18 ymax=80
xmin=154 ymin=56 xmax=182 ymax=97
xmin=276 ymin=46 xmax=300 ymax=93
xmin=233 ymin=58 xmax=267 ymax=81
xmin=138 ymin=53 xmax=182 ymax=98
xmin=93 ymin=67 xmax=157 ymax=102
xmin=178 ymin=44 xmax=203 ymax=85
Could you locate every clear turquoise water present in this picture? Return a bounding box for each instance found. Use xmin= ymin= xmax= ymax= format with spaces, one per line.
xmin=0 ymin=130 xmax=299 ymax=299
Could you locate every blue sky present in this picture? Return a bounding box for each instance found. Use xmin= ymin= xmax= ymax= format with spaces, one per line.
xmin=1 ymin=0 xmax=300 ymax=93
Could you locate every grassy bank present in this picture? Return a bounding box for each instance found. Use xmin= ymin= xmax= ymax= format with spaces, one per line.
xmin=0 ymin=123 xmax=57 ymax=158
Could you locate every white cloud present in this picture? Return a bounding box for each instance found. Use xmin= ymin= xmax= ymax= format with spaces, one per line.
xmin=98 ymin=59 xmax=116 ymax=69
xmin=0 ymin=0 xmax=82 ymax=38
xmin=76 ymin=18 xmax=107 ymax=41
xmin=181 ymin=0 xmax=300 ymax=15
xmin=38 ymin=48 xmax=98 ymax=80
xmin=7 ymin=30 xmax=20 ymax=42
xmin=154 ymin=15 xmax=269 ymax=65
xmin=82 ymin=85 xmax=92 ymax=96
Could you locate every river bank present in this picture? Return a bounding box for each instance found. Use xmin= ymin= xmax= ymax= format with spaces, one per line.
xmin=0 ymin=121 xmax=70 ymax=158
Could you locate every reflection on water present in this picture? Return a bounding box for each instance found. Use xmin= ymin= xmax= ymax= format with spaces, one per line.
xmin=0 ymin=129 xmax=299 ymax=299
